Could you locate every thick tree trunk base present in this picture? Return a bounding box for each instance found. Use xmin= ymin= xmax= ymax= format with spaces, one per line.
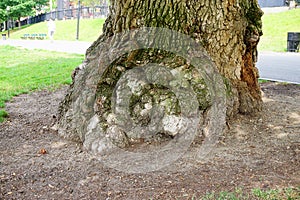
xmin=57 ymin=0 xmax=264 ymax=165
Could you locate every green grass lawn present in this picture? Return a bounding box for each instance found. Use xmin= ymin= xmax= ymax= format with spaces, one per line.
xmin=258 ymin=8 xmax=300 ymax=52
xmin=4 ymin=18 xmax=105 ymax=42
xmin=0 ymin=45 xmax=84 ymax=122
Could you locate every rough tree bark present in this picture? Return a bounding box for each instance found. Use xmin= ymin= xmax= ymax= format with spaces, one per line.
xmin=57 ymin=0 xmax=263 ymax=153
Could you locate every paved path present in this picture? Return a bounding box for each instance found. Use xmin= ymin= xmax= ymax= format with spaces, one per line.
xmin=257 ymin=51 xmax=300 ymax=84
xmin=0 ymin=39 xmax=91 ymax=54
xmin=1 ymin=39 xmax=300 ymax=84
xmin=261 ymin=7 xmax=289 ymax=14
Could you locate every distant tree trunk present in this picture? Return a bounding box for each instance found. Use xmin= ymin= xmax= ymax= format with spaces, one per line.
xmin=3 ymin=22 xmax=6 ymax=31
xmin=58 ymin=0 xmax=263 ymax=151
xmin=18 ymin=17 xmax=21 ymax=29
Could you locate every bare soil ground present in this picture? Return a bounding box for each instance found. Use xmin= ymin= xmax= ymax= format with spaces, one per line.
xmin=0 ymin=82 xmax=299 ymax=199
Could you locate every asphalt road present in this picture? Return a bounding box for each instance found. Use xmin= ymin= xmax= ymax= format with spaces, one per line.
xmin=1 ymin=39 xmax=300 ymax=84
xmin=257 ymin=51 xmax=300 ymax=84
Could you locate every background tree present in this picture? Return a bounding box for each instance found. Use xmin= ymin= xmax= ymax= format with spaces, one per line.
xmin=35 ymin=0 xmax=49 ymax=11
xmin=0 ymin=0 xmax=48 ymax=29
xmin=58 ymin=0 xmax=263 ymax=153
xmin=82 ymin=0 xmax=99 ymax=7
xmin=48 ymin=0 xmax=57 ymax=11
xmin=82 ymin=0 xmax=99 ymax=18
xmin=82 ymin=0 xmax=109 ymax=18
xmin=0 ymin=9 xmax=6 ymax=26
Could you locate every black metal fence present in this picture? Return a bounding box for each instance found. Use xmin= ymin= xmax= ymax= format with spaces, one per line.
xmin=21 ymin=6 xmax=109 ymax=26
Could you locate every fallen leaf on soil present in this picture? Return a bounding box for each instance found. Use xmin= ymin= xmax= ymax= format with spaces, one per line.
xmin=39 ymin=148 xmax=47 ymax=154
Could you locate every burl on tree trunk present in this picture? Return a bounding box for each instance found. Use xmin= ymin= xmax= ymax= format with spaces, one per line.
xmin=58 ymin=0 xmax=263 ymax=151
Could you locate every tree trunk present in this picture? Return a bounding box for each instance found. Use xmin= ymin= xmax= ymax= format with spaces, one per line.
xmin=57 ymin=0 xmax=263 ymax=161
xmin=18 ymin=17 xmax=21 ymax=29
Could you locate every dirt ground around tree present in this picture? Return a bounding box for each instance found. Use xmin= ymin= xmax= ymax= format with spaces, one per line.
xmin=0 ymin=82 xmax=299 ymax=199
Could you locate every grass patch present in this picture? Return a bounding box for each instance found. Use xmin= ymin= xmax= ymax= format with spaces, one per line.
xmin=251 ymin=187 xmax=300 ymax=200
xmin=4 ymin=18 xmax=105 ymax=42
xmin=0 ymin=45 xmax=84 ymax=122
xmin=176 ymin=187 xmax=300 ymax=200
xmin=258 ymin=9 xmax=300 ymax=52
xmin=0 ymin=110 xmax=8 ymax=123
xmin=258 ymin=79 xmax=270 ymax=83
